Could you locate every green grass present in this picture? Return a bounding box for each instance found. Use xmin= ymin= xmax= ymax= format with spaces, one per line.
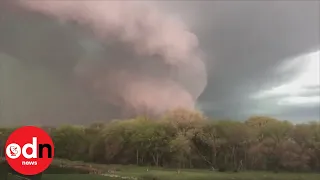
xmin=110 ymin=166 xmax=320 ymax=180
xmin=42 ymin=174 xmax=118 ymax=180
xmin=2 ymin=159 xmax=320 ymax=180
xmin=4 ymin=174 xmax=117 ymax=180
xmin=41 ymin=164 xmax=320 ymax=180
xmin=40 ymin=171 xmax=320 ymax=180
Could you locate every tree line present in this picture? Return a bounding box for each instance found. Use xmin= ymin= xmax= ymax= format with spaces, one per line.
xmin=0 ymin=109 xmax=319 ymax=172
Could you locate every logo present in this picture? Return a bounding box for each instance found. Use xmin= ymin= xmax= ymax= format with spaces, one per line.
xmin=5 ymin=126 xmax=54 ymax=175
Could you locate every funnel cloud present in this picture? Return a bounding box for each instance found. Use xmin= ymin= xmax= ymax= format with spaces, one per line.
xmin=9 ymin=0 xmax=207 ymax=117
xmin=1 ymin=1 xmax=318 ymax=125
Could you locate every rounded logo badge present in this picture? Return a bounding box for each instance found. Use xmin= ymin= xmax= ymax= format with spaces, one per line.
xmin=5 ymin=126 xmax=54 ymax=175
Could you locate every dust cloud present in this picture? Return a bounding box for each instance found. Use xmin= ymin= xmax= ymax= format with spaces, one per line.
xmin=9 ymin=0 xmax=207 ymax=118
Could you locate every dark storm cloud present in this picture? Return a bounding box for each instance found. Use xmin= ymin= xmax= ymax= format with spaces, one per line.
xmin=1 ymin=1 xmax=206 ymax=125
xmin=272 ymin=105 xmax=320 ymax=123
xmin=0 ymin=8 xmax=121 ymax=125
xmin=0 ymin=1 xmax=319 ymax=125
xmin=156 ymin=1 xmax=320 ymax=120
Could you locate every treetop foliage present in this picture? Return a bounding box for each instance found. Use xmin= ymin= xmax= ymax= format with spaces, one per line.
xmin=0 ymin=109 xmax=319 ymax=172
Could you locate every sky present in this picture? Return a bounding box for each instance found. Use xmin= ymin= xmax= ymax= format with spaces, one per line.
xmin=155 ymin=1 xmax=320 ymax=122
xmin=0 ymin=1 xmax=319 ymax=125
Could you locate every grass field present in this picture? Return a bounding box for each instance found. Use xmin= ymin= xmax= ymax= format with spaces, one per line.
xmin=41 ymin=170 xmax=320 ymax=180
xmin=2 ymin=159 xmax=320 ymax=180
xmin=41 ymin=174 xmax=118 ymax=180
xmin=41 ymin=163 xmax=320 ymax=180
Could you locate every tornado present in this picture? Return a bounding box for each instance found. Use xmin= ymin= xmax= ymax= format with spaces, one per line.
xmin=11 ymin=0 xmax=207 ymax=117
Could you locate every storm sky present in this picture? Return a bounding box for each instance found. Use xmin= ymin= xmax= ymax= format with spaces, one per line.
xmin=0 ymin=1 xmax=319 ymax=125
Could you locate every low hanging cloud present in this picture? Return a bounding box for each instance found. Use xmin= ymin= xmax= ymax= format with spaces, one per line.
xmin=8 ymin=0 xmax=207 ymax=118
xmin=252 ymin=50 xmax=320 ymax=104
xmin=250 ymin=50 xmax=320 ymax=119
